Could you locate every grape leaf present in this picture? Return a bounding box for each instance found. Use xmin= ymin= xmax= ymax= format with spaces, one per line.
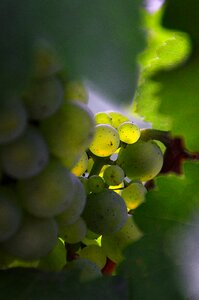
xmin=0 ymin=0 xmax=145 ymax=103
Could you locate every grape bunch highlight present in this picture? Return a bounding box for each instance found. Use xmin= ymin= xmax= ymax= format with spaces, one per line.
xmin=0 ymin=43 xmax=165 ymax=281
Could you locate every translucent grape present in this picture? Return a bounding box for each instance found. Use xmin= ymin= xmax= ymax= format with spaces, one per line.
xmin=0 ymin=188 xmax=22 ymax=242
xmin=0 ymin=126 xmax=49 ymax=179
xmin=94 ymin=112 xmax=112 ymax=125
xmin=121 ymin=181 xmax=147 ymax=210
xmin=118 ymin=121 xmax=140 ymax=144
xmin=89 ymin=124 xmax=120 ymax=157
xmin=17 ymin=159 xmax=75 ymax=218
xmin=41 ymin=100 xmax=95 ymax=169
xmin=23 ymin=77 xmax=64 ymax=120
xmin=79 ymin=245 xmax=106 ymax=270
xmin=101 ymin=215 xmax=143 ymax=263
xmin=2 ymin=216 xmax=58 ymax=260
xmin=56 ymin=175 xmax=86 ymax=226
xmin=117 ymin=140 xmax=163 ymax=181
xmin=87 ymin=175 xmax=105 ymax=193
xmin=107 ymin=111 xmax=129 ymax=128
xmin=59 ymin=217 xmax=87 ymax=244
xmin=71 ymin=152 xmax=88 ymax=176
xmin=0 ymin=98 xmax=27 ymax=145
xmin=83 ymin=189 xmax=128 ymax=235
xmin=65 ymin=258 xmax=101 ymax=282
xmin=64 ymin=81 xmax=88 ymax=104
xmin=103 ymin=165 xmax=125 ymax=186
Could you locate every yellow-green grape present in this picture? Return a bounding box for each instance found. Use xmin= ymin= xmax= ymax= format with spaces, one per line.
xmin=117 ymin=140 xmax=163 ymax=182
xmin=89 ymin=124 xmax=120 ymax=157
xmin=0 ymin=188 xmax=22 ymax=242
xmin=38 ymin=238 xmax=66 ymax=271
xmin=17 ymin=159 xmax=75 ymax=218
xmin=2 ymin=216 xmax=58 ymax=260
xmin=103 ymin=165 xmax=124 ymax=186
xmin=107 ymin=111 xmax=129 ymax=128
xmin=64 ymin=258 xmax=101 ymax=282
xmin=83 ymin=189 xmax=128 ymax=235
xmin=101 ymin=215 xmax=142 ymax=263
xmin=87 ymin=157 xmax=94 ymax=173
xmin=23 ymin=77 xmax=64 ymax=120
xmin=94 ymin=112 xmax=112 ymax=125
xmin=41 ymin=100 xmax=95 ymax=169
xmin=71 ymin=152 xmax=88 ymax=176
xmin=56 ymin=175 xmax=86 ymax=226
xmin=87 ymin=175 xmax=105 ymax=193
xmin=64 ymin=81 xmax=88 ymax=104
xmin=118 ymin=121 xmax=140 ymax=144
xmin=0 ymin=126 xmax=49 ymax=179
xmin=0 ymin=98 xmax=27 ymax=145
xmin=79 ymin=245 xmax=106 ymax=270
xmin=59 ymin=217 xmax=87 ymax=244
xmin=121 ymin=181 xmax=147 ymax=210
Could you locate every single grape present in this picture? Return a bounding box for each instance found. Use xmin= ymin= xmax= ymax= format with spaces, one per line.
xmin=64 ymin=81 xmax=88 ymax=104
xmin=89 ymin=124 xmax=120 ymax=157
xmin=17 ymin=159 xmax=75 ymax=218
xmin=0 ymin=187 xmax=22 ymax=242
xmin=118 ymin=121 xmax=140 ymax=144
xmin=101 ymin=215 xmax=143 ymax=263
xmin=2 ymin=215 xmax=58 ymax=260
xmin=87 ymin=175 xmax=105 ymax=193
xmin=71 ymin=152 xmax=88 ymax=176
xmin=0 ymin=126 xmax=49 ymax=179
xmin=0 ymin=98 xmax=27 ymax=145
xmin=79 ymin=245 xmax=106 ymax=270
xmin=117 ymin=140 xmax=163 ymax=181
xmin=23 ymin=77 xmax=64 ymax=120
xmin=103 ymin=165 xmax=124 ymax=186
xmin=64 ymin=258 xmax=101 ymax=282
xmin=56 ymin=175 xmax=86 ymax=226
xmin=94 ymin=112 xmax=112 ymax=125
xmin=106 ymin=111 xmax=129 ymax=128
xmin=83 ymin=189 xmax=128 ymax=235
xmin=59 ymin=217 xmax=87 ymax=244
xmin=121 ymin=181 xmax=147 ymax=210
xmin=41 ymin=100 xmax=95 ymax=169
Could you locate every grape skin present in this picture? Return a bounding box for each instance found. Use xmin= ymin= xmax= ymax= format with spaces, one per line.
xmin=0 ymin=126 xmax=49 ymax=179
xmin=79 ymin=245 xmax=107 ymax=270
xmin=94 ymin=112 xmax=112 ymax=125
xmin=103 ymin=165 xmax=124 ymax=186
xmin=64 ymin=81 xmax=88 ymax=104
xmin=89 ymin=124 xmax=120 ymax=157
xmin=87 ymin=175 xmax=105 ymax=193
xmin=71 ymin=152 xmax=88 ymax=176
xmin=118 ymin=121 xmax=140 ymax=144
xmin=121 ymin=181 xmax=147 ymax=210
xmin=106 ymin=111 xmax=129 ymax=128
xmin=59 ymin=217 xmax=87 ymax=244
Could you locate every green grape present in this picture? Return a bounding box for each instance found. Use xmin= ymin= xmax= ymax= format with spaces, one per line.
xmin=59 ymin=217 xmax=87 ymax=244
xmin=118 ymin=121 xmax=140 ymax=144
xmin=2 ymin=215 xmax=58 ymax=260
xmin=79 ymin=245 xmax=106 ymax=270
xmin=103 ymin=165 xmax=124 ymax=186
xmin=0 ymin=98 xmax=27 ymax=145
xmin=41 ymin=100 xmax=95 ymax=169
xmin=87 ymin=157 xmax=94 ymax=173
xmin=38 ymin=238 xmax=66 ymax=271
xmin=23 ymin=77 xmax=64 ymax=120
xmin=117 ymin=140 xmax=163 ymax=181
xmin=89 ymin=124 xmax=120 ymax=157
xmin=101 ymin=215 xmax=143 ymax=263
xmin=17 ymin=159 xmax=75 ymax=218
xmin=83 ymin=189 xmax=128 ymax=235
xmin=71 ymin=152 xmax=88 ymax=176
xmin=121 ymin=181 xmax=147 ymax=210
xmin=0 ymin=126 xmax=49 ymax=179
xmin=107 ymin=111 xmax=129 ymax=128
xmin=79 ymin=177 xmax=90 ymax=195
xmin=56 ymin=175 xmax=86 ymax=226
xmin=87 ymin=175 xmax=105 ymax=193
xmin=64 ymin=81 xmax=88 ymax=104
xmin=94 ymin=112 xmax=112 ymax=125
xmin=64 ymin=258 xmax=101 ymax=282
xmin=0 ymin=188 xmax=22 ymax=242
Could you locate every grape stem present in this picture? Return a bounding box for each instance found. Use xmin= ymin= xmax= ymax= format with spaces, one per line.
xmin=140 ymin=129 xmax=171 ymax=146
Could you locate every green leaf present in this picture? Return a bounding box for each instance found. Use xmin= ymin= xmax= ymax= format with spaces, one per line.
xmin=0 ymin=0 xmax=145 ymax=103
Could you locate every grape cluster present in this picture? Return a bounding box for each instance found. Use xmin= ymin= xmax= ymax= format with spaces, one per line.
xmin=0 ymin=45 xmax=164 ymax=281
